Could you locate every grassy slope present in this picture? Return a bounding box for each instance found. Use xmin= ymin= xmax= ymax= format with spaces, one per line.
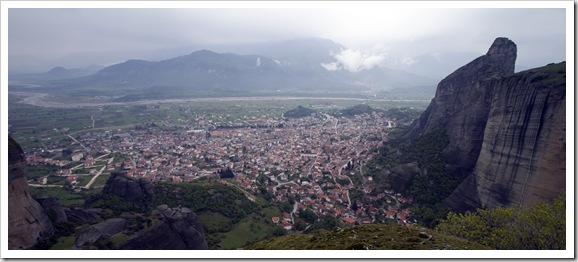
xmin=245 ymin=224 xmax=490 ymax=250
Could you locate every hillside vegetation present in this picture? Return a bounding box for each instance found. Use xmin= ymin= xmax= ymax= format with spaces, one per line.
xmin=244 ymin=223 xmax=489 ymax=250
xmin=436 ymin=195 xmax=565 ymax=250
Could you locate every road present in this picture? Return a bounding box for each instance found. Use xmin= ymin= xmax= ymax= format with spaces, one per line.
xmin=273 ymin=181 xmax=297 ymax=194
xmin=28 ymin=184 xmax=62 ymax=188
xmin=290 ymin=202 xmax=299 ymax=224
xmin=83 ymin=164 xmax=107 ymax=189
xmin=67 ymin=134 xmax=88 ymax=151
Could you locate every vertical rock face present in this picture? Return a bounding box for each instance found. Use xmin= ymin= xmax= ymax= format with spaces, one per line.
xmin=407 ymin=38 xmax=517 ymax=177
xmin=8 ymin=137 xmax=54 ymax=249
xmin=448 ymin=64 xmax=566 ymax=210
xmin=405 ymin=38 xmax=565 ymax=211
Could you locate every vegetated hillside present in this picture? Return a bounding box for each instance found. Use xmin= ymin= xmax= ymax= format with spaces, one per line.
xmin=283 ymin=105 xmax=317 ymax=118
xmin=82 ymin=173 xmax=305 ymax=250
xmin=365 ymin=127 xmax=454 ymax=228
xmin=436 ymin=195 xmax=565 ymax=250
xmin=244 ymin=223 xmax=489 ymax=250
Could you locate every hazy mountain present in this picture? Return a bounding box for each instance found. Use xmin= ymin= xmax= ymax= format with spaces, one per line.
xmin=9 ymin=65 xmax=103 ymax=83
xmin=10 ymin=38 xmax=437 ymax=100
xmin=392 ymin=51 xmax=481 ymax=79
xmin=256 ymin=38 xmax=345 ymax=74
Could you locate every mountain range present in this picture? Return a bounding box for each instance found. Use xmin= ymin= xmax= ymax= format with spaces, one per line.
xmin=9 ymin=38 xmax=437 ymax=101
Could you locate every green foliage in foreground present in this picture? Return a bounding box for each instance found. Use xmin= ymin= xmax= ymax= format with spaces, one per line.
xmin=244 ymin=224 xmax=490 ymax=250
xmin=435 ymin=195 xmax=565 ymax=250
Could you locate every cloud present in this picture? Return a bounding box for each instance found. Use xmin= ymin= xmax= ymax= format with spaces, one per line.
xmin=401 ymin=56 xmax=416 ymax=66
xmin=321 ymin=49 xmax=385 ymax=72
xmin=6 ymin=5 xmax=567 ymax=74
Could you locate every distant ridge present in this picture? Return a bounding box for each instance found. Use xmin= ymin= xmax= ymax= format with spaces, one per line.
xmin=9 ymin=38 xmax=437 ymax=101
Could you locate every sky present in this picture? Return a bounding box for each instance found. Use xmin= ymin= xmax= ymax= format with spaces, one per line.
xmin=4 ymin=1 xmax=570 ymax=77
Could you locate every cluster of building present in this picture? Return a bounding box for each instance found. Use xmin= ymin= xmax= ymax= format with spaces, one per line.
xmin=25 ymin=110 xmax=414 ymax=228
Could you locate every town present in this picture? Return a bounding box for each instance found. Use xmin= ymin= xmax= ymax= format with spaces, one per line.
xmin=24 ymin=107 xmax=414 ymax=230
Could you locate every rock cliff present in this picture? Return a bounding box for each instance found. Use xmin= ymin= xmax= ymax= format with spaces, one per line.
xmin=406 ymin=37 xmax=517 ymax=177
xmin=445 ymin=62 xmax=566 ymax=210
xmin=8 ymin=136 xmax=54 ymax=249
xmin=405 ymin=38 xmax=565 ymax=211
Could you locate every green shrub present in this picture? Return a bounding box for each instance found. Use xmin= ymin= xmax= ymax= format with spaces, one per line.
xmin=436 ymin=195 xmax=565 ymax=249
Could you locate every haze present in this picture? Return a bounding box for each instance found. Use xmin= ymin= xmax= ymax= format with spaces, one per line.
xmin=5 ymin=2 xmax=568 ymax=78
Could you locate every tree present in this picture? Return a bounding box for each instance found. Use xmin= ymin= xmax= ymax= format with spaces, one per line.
xmin=294 ymin=219 xmax=308 ymax=231
xmin=272 ymin=227 xmax=287 ymax=237
xmin=299 ymin=208 xmax=318 ymax=224
xmin=280 ymin=201 xmax=293 ymax=213
xmin=435 ymin=195 xmax=565 ymax=249
xmin=317 ymin=214 xmax=340 ymax=230
xmin=62 ymin=148 xmax=73 ymax=156
xmin=288 ymin=195 xmax=295 ymax=205
xmin=351 ymin=201 xmax=359 ymax=211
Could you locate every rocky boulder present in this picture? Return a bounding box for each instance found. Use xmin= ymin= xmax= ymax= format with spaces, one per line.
xmin=118 ymin=205 xmax=208 ymax=250
xmin=65 ymin=208 xmax=104 ymax=224
xmin=74 ymin=218 xmax=127 ymax=247
xmin=85 ymin=172 xmax=155 ymax=212
xmin=8 ymin=136 xmax=54 ymax=249
xmin=36 ymin=196 xmax=68 ymax=224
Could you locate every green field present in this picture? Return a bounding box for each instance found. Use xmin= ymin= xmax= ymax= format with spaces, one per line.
xmin=198 ymin=211 xmax=234 ymax=233
xmin=91 ymin=174 xmax=111 ymax=188
xmin=217 ymin=211 xmax=282 ymax=249
xmin=29 ymin=186 xmax=101 ymax=208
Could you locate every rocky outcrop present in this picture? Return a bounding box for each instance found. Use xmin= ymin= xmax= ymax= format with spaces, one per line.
xmin=118 ymin=205 xmax=208 ymax=250
xmin=36 ymin=196 xmax=68 ymax=224
xmin=445 ymin=62 xmax=566 ymax=210
xmin=407 ymin=37 xmax=517 ymax=177
xmin=74 ymin=218 xmax=127 ymax=247
xmin=8 ymin=136 xmax=54 ymax=249
xmin=404 ymin=38 xmax=565 ymax=211
xmin=65 ymin=208 xmax=104 ymax=224
xmin=93 ymin=172 xmax=155 ymax=211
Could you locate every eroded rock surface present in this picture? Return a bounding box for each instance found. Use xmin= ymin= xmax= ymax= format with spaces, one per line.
xmin=404 ymin=38 xmax=565 ymax=211
xmin=8 ymin=136 xmax=54 ymax=249
xmin=446 ymin=65 xmax=566 ymax=209
xmin=407 ymin=37 xmax=517 ymax=178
